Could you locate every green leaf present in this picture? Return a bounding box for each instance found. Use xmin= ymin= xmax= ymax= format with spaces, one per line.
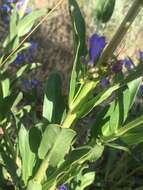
xmin=128 ymin=77 xmax=142 ymax=108
xmin=91 ymin=105 xmax=110 ymax=138
xmin=29 ymin=127 xmax=42 ymax=153
xmin=38 ymin=124 xmax=57 ymax=159
xmin=109 ymin=100 xmax=120 ymax=133
xmin=43 ymin=145 xmax=103 ymax=190
xmin=48 ymin=128 xmax=76 ymax=167
xmin=1 ymin=78 xmax=10 ymax=98
xmin=38 ymin=124 xmax=76 ymax=167
xmin=18 ymin=9 xmax=47 ymax=37
xmin=27 ymin=180 xmax=42 ymax=190
xmin=75 ymin=172 xmax=95 ymax=190
xmin=78 ymin=84 xmax=119 ymax=118
xmin=117 ymin=115 xmax=143 ymax=137
xmin=121 ymin=125 xmax=143 ymax=145
xmin=42 ymin=72 xmax=65 ymax=124
xmin=18 ymin=125 xmax=36 ymax=185
xmin=9 ymin=7 xmax=18 ymax=40
xmin=68 ymin=0 xmax=86 ymax=105
xmin=95 ymin=0 xmax=116 ymax=23
xmin=0 ymin=92 xmax=19 ymax=121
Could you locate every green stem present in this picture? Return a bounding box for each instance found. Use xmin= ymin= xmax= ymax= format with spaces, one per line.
xmin=61 ymin=112 xmax=77 ymax=128
xmin=34 ymin=154 xmax=49 ymax=183
xmin=70 ymin=80 xmax=98 ymax=112
xmin=98 ymin=0 xmax=143 ymax=65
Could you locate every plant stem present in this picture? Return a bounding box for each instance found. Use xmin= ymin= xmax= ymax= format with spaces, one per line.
xmin=34 ymin=154 xmax=49 ymax=183
xmin=61 ymin=112 xmax=77 ymax=128
xmin=98 ymin=0 xmax=143 ymax=65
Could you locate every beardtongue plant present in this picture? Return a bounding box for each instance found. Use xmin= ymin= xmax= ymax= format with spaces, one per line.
xmin=1 ymin=0 xmax=143 ymax=190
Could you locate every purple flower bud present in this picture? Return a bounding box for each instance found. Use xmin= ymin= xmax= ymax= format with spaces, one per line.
xmin=13 ymin=54 xmax=25 ymax=66
xmin=100 ymin=77 xmax=109 ymax=88
xmin=123 ymin=58 xmax=134 ymax=70
xmin=89 ymin=33 xmax=106 ymax=65
xmin=23 ymin=79 xmax=31 ymax=91
xmin=25 ymin=7 xmax=32 ymax=14
xmin=29 ymin=41 xmax=38 ymax=50
xmin=58 ymin=184 xmax=67 ymax=190
xmin=31 ymin=79 xmax=38 ymax=88
xmin=16 ymin=0 xmax=25 ymax=11
xmin=112 ymin=60 xmax=123 ymax=73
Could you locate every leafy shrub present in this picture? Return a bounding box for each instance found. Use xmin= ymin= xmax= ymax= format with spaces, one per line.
xmin=0 ymin=0 xmax=143 ymax=190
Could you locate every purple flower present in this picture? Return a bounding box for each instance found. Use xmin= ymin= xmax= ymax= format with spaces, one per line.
xmin=6 ymin=0 xmax=15 ymax=3
xmin=23 ymin=79 xmax=31 ymax=91
xmin=13 ymin=54 xmax=25 ymax=66
xmin=58 ymin=185 xmax=67 ymax=190
xmin=123 ymin=58 xmax=134 ymax=70
xmin=29 ymin=41 xmax=38 ymax=50
xmin=89 ymin=33 xmax=106 ymax=65
xmin=112 ymin=60 xmax=123 ymax=73
xmin=139 ymin=51 xmax=143 ymax=62
xmin=16 ymin=0 xmax=25 ymax=11
xmin=31 ymin=79 xmax=38 ymax=88
xmin=25 ymin=7 xmax=32 ymax=14
xmin=1 ymin=4 xmax=11 ymax=12
xmin=100 ymin=77 xmax=109 ymax=88
xmin=23 ymin=79 xmax=39 ymax=91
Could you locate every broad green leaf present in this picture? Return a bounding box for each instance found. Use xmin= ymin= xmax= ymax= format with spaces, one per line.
xmin=77 ymin=84 xmax=119 ymax=118
xmin=68 ymin=0 xmax=86 ymax=105
xmin=75 ymin=172 xmax=95 ymax=190
xmin=43 ymin=144 xmax=103 ymax=190
xmin=38 ymin=124 xmax=76 ymax=167
xmin=128 ymin=77 xmax=142 ymax=108
xmin=48 ymin=129 xmax=76 ymax=167
xmin=117 ymin=115 xmax=143 ymax=137
xmin=29 ymin=127 xmax=42 ymax=153
xmin=121 ymin=125 xmax=143 ymax=145
xmin=18 ymin=125 xmax=36 ymax=185
xmin=18 ymin=9 xmax=47 ymax=37
xmin=42 ymin=147 xmax=91 ymax=190
xmin=38 ymin=124 xmax=59 ymax=159
xmin=42 ymin=72 xmax=65 ymax=124
xmin=27 ymin=180 xmax=42 ymax=190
